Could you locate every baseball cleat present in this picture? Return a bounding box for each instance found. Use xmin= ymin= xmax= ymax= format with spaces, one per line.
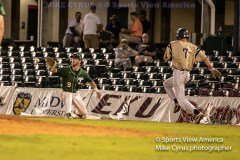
xmin=73 ymin=110 xmax=86 ymax=119
xmin=173 ymin=104 xmax=181 ymax=113
xmin=65 ymin=113 xmax=73 ymax=119
xmin=109 ymin=114 xmax=126 ymax=120
xmin=193 ymin=112 xmax=204 ymax=124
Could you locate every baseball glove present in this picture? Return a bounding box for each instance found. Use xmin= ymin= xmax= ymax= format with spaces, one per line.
xmin=45 ymin=57 xmax=56 ymax=69
xmin=211 ymin=69 xmax=221 ymax=78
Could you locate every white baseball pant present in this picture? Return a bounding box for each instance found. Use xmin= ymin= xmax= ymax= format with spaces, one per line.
xmin=163 ymin=69 xmax=196 ymax=114
xmin=61 ymin=91 xmax=89 ymax=115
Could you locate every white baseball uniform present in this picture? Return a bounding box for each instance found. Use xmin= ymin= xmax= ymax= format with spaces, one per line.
xmin=163 ymin=40 xmax=207 ymax=113
xmin=61 ymin=90 xmax=88 ymax=115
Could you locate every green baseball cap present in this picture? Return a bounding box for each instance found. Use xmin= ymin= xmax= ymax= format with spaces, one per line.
xmin=70 ymin=53 xmax=82 ymax=59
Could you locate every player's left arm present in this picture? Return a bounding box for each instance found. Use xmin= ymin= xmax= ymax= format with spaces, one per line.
xmin=195 ymin=50 xmax=221 ymax=77
xmin=89 ymin=81 xmax=101 ymax=100
xmin=82 ymin=70 xmax=101 ymax=99
xmin=195 ymin=50 xmax=212 ymax=69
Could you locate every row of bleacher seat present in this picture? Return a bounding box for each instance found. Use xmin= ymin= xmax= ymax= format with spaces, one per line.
xmin=0 ymin=46 xmax=239 ymax=96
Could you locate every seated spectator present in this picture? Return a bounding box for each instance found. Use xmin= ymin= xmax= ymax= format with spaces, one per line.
xmin=98 ymin=24 xmax=114 ymax=50
xmin=133 ymin=33 xmax=156 ymax=66
xmin=106 ymin=15 xmax=122 ymax=47
xmin=63 ymin=12 xmax=83 ymax=48
xmin=119 ymin=12 xmax=143 ymax=43
xmin=115 ymin=39 xmax=137 ymax=71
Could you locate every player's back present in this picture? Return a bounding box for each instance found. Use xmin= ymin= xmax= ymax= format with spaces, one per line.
xmin=169 ymin=40 xmax=196 ymax=71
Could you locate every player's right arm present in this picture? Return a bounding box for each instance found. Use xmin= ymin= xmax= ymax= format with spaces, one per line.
xmin=164 ymin=43 xmax=172 ymax=61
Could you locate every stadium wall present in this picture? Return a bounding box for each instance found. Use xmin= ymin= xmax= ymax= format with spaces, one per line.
xmin=1 ymin=86 xmax=239 ymax=125
xmin=0 ymin=0 xmax=236 ymax=44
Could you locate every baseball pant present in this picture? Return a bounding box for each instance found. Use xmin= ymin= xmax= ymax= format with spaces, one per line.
xmin=119 ymin=33 xmax=141 ymax=43
xmin=163 ymin=69 xmax=196 ymax=114
xmin=135 ymin=55 xmax=153 ymax=66
xmin=61 ymin=91 xmax=88 ymax=115
xmin=83 ymin=34 xmax=99 ymax=49
xmin=63 ymin=34 xmax=83 ymax=48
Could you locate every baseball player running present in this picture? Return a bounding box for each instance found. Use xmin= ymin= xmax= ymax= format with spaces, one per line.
xmin=163 ymin=28 xmax=221 ymax=124
xmin=48 ymin=53 xmax=101 ymax=118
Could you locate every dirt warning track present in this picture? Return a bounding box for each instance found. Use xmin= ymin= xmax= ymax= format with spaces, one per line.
xmin=0 ymin=115 xmax=164 ymax=137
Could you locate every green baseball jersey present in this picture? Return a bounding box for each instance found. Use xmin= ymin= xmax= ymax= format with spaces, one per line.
xmin=57 ymin=67 xmax=93 ymax=93
xmin=0 ymin=0 xmax=5 ymax=15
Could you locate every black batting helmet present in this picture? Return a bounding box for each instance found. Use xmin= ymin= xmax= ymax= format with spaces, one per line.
xmin=176 ymin=28 xmax=189 ymax=39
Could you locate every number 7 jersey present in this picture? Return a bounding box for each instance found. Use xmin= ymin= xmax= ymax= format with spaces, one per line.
xmin=164 ymin=40 xmax=207 ymax=71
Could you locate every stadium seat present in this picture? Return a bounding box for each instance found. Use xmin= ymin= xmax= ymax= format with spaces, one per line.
xmin=11 ymin=69 xmax=23 ymax=76
xmin=158 ymin=67 xmax=172 ymax=74
xmin=139 ymin=80 xmax=152 ymax=87
xmin=95 ymin=59 xmax=107 ymax=66
xmin=198 ymin=88 xmax=213 ymax=96
xmin=152 ymin=80 xmax=163 ymax=87
xmin=109 ymin=72 xmax=121 ymax=79
xmin=149 ymin=73 xmax=162 ymax=80
xmin=0 ymin=57 xmax=9 ymax=63
xmin=10 ymin=63 xmax=22 ymax=69
xmin=228 ymin=89 xmax=240 ymax=97
xmin=0 ymin=69 xmax=10 ymax=75
xmin=32 ymin=51 xmax=44 ymax=58
xmin=0 ymin=50 xmax=8 ymax=57
xmin=0 ymin=75 xmax=10 ymax=83
xmin=212 ymin=90 xmax=228 ymax=97
xmin=133 ymin=66 xmax=146 ymax=73
xmin=129 ymin=86 xmax=142 ymax=92
xmin=21 ymin=57 xmax=33 ymax=64
xmin=163 ymin=74 xmax=171 ymax=80
xmin=125 ymin=79 xmax=138 ymax=87
xmin=136 ymin=73 xmax=148 ymax=80
xmin=104 ymin=53 xmax=115 ymax=60
xmin=112 ymin=79 xmax=125 ymax=86
xmin=99 ymin=78 xmax=112 ymax=86
xmin=146 ymin=66 xmax=158 ymax=73
xmin=155 ymin=61 xmax=168 ymax=67
xmin=122 ymin=72 xmax=136 ymax=79
xmin=19 ymin=51 xmax=32 ymax=58
xmin=83 ymin=59 xmax=94 ymax=66
xmin=93 ymin=53 xmax=104 ymax=59
xmin=23 ymin=64 xmax=34 ymax=70
xmin=9 ymin=57 xmax=21 ymax=63
xmin=0 ymin=63 xmax=10 ymax=69
xmin=11 ymin=75 xmax=23 ymax=83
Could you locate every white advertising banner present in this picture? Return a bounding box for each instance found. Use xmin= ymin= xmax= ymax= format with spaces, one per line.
xmin=5 ymin=88 xmax=240 ymax=125
xmin=6 ymin=88 xmax=92 ymax=117
xmin=87 ymin=90 xmax=240 ymax=125
xmin=0 ymin=86 xmax=15 ymax=114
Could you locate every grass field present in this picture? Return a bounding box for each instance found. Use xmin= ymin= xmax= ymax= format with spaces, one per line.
xmin=0 ymin=115 xmax=239 ymax=160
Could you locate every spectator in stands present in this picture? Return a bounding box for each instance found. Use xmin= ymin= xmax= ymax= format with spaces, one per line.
xmin=133 ymin=33 xmax=156 ymax=67
xmin=0 ymin=0 xmax=5 ymax=45
xmin=138 ymin=10 xmax=151 ymax=36
xmin=83 ymin=5 xmax=101 ymax=49
xmin=98 ymin=24 xmax=114 ymax=50
xmin=63 ymin=12 xmax=83 ymax=48
xmin=115 ymin=39 xmax=137 ymax=71
xmin=106 ymin=15 xmax=122 ymax=47
xmin=119 ymin=12 xmax=143 ymax=43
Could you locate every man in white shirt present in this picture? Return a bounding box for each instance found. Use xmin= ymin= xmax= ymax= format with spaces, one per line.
xmin=115 ymin=39 xmax=137 ymax=70
xmin=63 ymin=12 xmax=83 ymax=48
xmin=83 ymin=5 xmax=101 ymax=49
